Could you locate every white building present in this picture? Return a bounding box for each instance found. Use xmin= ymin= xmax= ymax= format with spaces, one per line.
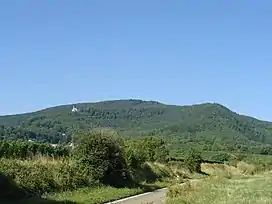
xmin=72 ymin=106 xmax=78 ymax=112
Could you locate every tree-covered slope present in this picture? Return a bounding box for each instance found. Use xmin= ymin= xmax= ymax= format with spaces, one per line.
xmin=1 ymin=99 xmax=272 ymax=153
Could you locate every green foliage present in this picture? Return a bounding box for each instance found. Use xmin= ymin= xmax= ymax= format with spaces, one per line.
xmin=0 ymin=129 xmax=171 ymax=195
xmin=54 ymin=160 xmax=93 ymax=191
xmin=0 ymin=139 xmax=69 ymax=159
xmin=0 ymin=159 xmax=58 ymax=193
xmin=1 ymin=100 xmax=272 ymax=155
xmin=72 ymin=129 xmax=132 ymax=187
xmin=142 ymin=137 xmax=169 ymax=162
xmin=123 ymin=136 xmax=169 ymax=174
xmin=127 ymin=137 xmax=169 ymax=163
xmin=0 ymin=158 xmax=96 ymax=194
xmin=184 ymin=149 xmax=202 ymax=173
xmin=210 ymin=152 xmax=232 ymax=163
xmin=124 ymin=141 xmax=146 ymax=171
xmin=167 ymin=182 xmax=192 ymax=199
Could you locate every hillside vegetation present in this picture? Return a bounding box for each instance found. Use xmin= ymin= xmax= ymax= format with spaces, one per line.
xmin=1 ymin=99 xmax=272 ymax=154
xmin=1 ymin=126 xmax=272 ymax=203
xmin=0 ymin=130 xmax=175 ymax=203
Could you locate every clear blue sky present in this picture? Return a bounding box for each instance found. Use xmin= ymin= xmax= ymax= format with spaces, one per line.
xmin=1 ymin=1 xmax=272 ymax=120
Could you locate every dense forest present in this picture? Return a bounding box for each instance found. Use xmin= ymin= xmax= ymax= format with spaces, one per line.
xmin=1 ymin=99 xmax=272 ymax=155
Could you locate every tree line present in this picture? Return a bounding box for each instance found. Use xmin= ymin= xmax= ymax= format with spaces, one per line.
xmin=0 ymin=139 xmax=69 ymax=159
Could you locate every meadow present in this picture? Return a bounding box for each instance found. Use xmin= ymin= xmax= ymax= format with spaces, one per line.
xmin=166 ymin=159 xmax=272 ymax=204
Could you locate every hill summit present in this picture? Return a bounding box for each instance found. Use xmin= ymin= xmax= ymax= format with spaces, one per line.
xmin=1 ymin=99 xmax=272 ymax=154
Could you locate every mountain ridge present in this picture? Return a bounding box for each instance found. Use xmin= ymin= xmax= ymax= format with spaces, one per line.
xmin=1 ymin=99 xmax=269 ymax=123
xmin=1 ymin=99 xmax=272 ymax=155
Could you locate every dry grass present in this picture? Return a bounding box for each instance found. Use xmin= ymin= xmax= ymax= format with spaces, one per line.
xmin=236 ymin=161 xmax=257 ymax=175
xmin=167 ymin=172 xmax=272 ymax=204
xmin=201 ymin=163 xmax=246 ymax=179
xmin=167 ymin=163 xmax=272 ymax=204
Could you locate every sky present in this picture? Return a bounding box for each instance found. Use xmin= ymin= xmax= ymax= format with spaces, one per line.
xmin=1 ymin=0 xmax=272 ymax=120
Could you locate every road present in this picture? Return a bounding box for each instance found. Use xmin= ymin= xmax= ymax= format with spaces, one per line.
xmin=105 ymin=187 xmax=167 ymax=204
xmin=105 ymin=179 xmax=201 ymax=204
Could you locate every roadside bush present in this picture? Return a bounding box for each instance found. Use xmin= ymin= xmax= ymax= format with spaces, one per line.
xmin=0 ymin=130 xmax=171 ymax=195
xmin=54 ymin=160 xmax=94 ymax=191
xmin=124 ymin=141 xmax=146 ymax=171
xmin=167 ymin=182 xmax=192 ymax=199
xmin=72 ymin=129 xmax=132 ymax=187
xmin=0 ymin=158 xmax=94 ymax=194
xmin=0 ymin=158 xmax=57 ymax=193
xmin=184 ymin=149 xmax=202 ymax=173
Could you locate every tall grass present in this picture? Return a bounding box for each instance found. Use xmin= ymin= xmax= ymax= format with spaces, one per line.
xmin=167 ymin=172 xmax=272 ymax=204
xmin=0 ymin=157 xmax=94 ymax=194
xmin=166 ymin=161 xmax=272 ymax=204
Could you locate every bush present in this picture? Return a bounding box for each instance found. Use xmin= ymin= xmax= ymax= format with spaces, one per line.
xmin=210 ymin=152 xmax=232 ymax=163
xmin=0 ymin=130 xmax=171 ymax=195
xmin=0 ymin=139 xmax=69 ymax=159
xmin=0 ymin=158 xmax=93 ymax=194
xmin=54 ymin=160 xmax=94 ymax=191
xmin=184 ymin=149 xmax=202 ymax=173
xmin=124 ymin=141 xmax=146 ymax=171
xmin=72 ymin=129 xmax=132 ymax=187
xmin=124 ymin=137 xmax=169 ymax=164
xmin=0 ymin=159 xmax=57 ymax=194
xmin=167 ymin=182 xmax=192 ymax=199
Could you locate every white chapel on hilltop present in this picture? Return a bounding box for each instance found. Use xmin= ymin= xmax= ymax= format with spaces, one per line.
xmin=72 ymin=105 xmax=78 ymax=112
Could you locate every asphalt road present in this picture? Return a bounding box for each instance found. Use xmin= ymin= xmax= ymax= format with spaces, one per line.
xmin=105 ymin=179 xmax=201 ymax=204
xmin=105 ymin=187 xmax=168 ymax=204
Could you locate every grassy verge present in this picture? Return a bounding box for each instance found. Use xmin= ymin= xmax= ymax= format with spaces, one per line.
xmin=167 ymin=172 xmax=272 ymax=204
xmin=166 ymin=162 xmax=272 ymax=204
xmin=46 ymin=181 xmax=168 ymax=204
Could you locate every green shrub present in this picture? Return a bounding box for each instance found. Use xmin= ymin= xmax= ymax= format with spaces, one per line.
xmin=210 ymin=152 xmax=232 ymax=163
xmin=54 ymin=160 xmax=94 ymax=191
xmin=124 ymin=141 xmax=146 ymax=171
xmin=0 ymin=158 xmax=94 ymax=194
xmin=184 ymin=149 xmax=202 ymax=173
xmin=72 ymin=129 xmax=132 ymax=187
xmin=0 ymin=159 xmax=57 ymax=193
xmin=0 ymin=130 xmax=172 ymax=195
xmin=167 ymin=182 xmax=192 ymax=199
xmin=0 ymin=139 xmax=69 ymax=159
xmin=132 ymin=163 xmax=158 ymax=183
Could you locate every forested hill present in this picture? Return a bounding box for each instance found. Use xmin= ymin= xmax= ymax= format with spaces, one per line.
xmin=1 ymin=99 xmax=272 ymax=154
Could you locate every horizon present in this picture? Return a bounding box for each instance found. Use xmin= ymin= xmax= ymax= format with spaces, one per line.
xmin=1 ymin=1 xmax=272 ymax=121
